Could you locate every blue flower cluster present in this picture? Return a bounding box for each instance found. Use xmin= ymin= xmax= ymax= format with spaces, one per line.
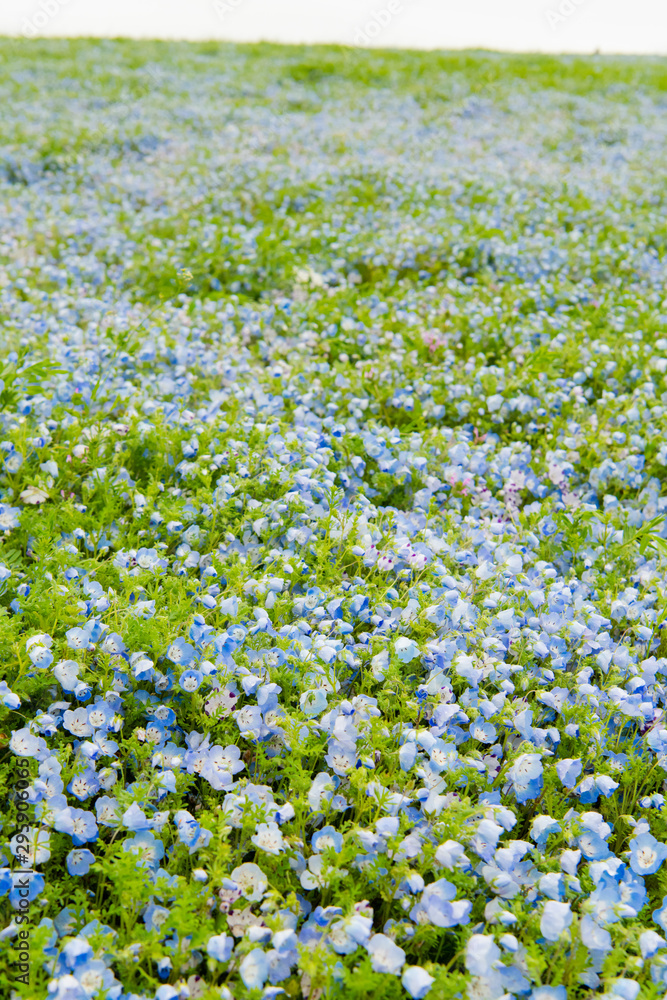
xmin=2 ymin=40 xmax=667 ymax=1000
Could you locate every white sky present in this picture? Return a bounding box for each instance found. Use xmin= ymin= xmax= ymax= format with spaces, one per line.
xmin=4 ymin=0 xmax=667 ymax=54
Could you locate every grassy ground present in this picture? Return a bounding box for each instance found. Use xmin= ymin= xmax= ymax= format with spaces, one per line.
xmin=1 ymin=38 xmax=667 ymax=1000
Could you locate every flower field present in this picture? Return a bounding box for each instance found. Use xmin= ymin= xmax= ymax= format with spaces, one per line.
xmin=3 ymin=38 xmax=667 ymax=1000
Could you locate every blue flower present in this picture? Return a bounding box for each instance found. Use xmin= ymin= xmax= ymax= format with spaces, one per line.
xmin=0 ymin=503 xmax=20 ymax=531
xmin=233 ymin=704 xmax=268 ymax=740
xmin=580 ymin=913 xmax=612 ymax=952
xmin=300 ymin=688 xmax=328 ymax=717
xmin=54 ymin=659 xmax=80 ymax=692
xmin=4 ymin=450 xmax=23 ymax=472
xmin=143 ymin=902 xmax=170 ymax=933
xmin=629 ymin=832 xmax=667 ymax=876
xmin=65 ymin=626 xmax=93 ymax=651
xmin=174 ymin=809 xmax=212 ymax=853
xmin=530 ymin=815 xmax=561 ymax=848
xmin=0 ymin=680 xmax=20 ymax=708
xmin=54 ymin=807 xmax=98 ymax=845
xmin=470 ymin=819 xmax=503 ymax=863
xmin=402 ymin=965 xmax=435 ymax=998
xmin=507 ymin=753 xmax=543 ymax=804
xmin=312 ymin=826 xmax=343 ymax=853
xmin=640 ymin=930 xmax=667 ymax=960
xmin=9 ymin=871 xmax=44 ymax=909
xmin=654 ymin=896 xmax=667 ymax=934
xmin=207 ymin=933 xmax=234 ymax=963
xmin=465 ymin=934 xmax=500 ymax=976
xmin=157 ymin=957 xmax=173 ymax=980
xmin=68 ymin=767 xmax=100 ymax=801
xmin=101 ymin=632 xmax=126 ymax=656
xmin=394 ymin=637 xmax=420 ymax=662
xmin=419 ymin=879 xmax=472 ymax=927
xmin=583 ymin=835 xmax=613 ymax=868
xmin=66 ymin=849 xmax=95 ymax=876
xmin=540 ymin=901 xmax=572 ymax=942
xmin=122 ymin=830 xmax=165 ymax=868
xmin=179 ymin=669 xmax=203 ymax=693
xmin=325 ymin=739 xmax=357 ymax=775
xmin=122 ymin=803 xmax=151 ymax=831
xmin=555 ymin=758 xmax=582 ymax=789
xmin=240 ymin=948 xmax=269 ymax=990
xmin=366 ymin=933 xmax=405 ymax=975
xmin=166 ymin=637 xmax=195 ymax=665
xmin=95 ymin=796 xmax=120 ymax=827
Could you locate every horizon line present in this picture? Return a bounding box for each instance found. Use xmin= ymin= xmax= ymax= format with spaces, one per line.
xmin=1 ymin=35 xmax=667 ymax=57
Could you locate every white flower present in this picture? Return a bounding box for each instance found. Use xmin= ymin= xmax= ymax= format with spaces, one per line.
xmin=19 ymin=485 xmax=50 ymax=504
xmin=9 ymin=728 xmax=40 ymax=757
xmin=251 ymin=822 xmax=284 ymax=855
xmin=230 ymin=862 xmax=268 ymax=901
